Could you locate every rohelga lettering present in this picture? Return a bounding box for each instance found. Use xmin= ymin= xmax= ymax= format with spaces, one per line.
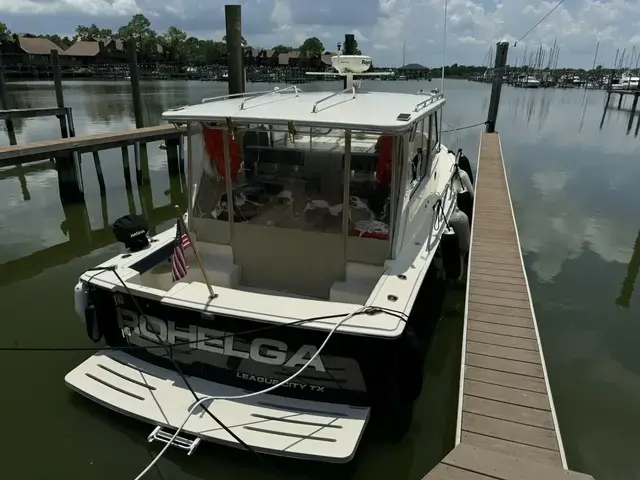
xmin=285 ymin=345 xmax=326 ymax=373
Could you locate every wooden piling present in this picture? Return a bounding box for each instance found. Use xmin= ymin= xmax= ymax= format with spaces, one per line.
xmin=486 ymin=42 xmax=509 ymax=133
xmin=127 ymin=40 xmax=144 ymax=129
xmin=225 ymin=4 xmax=245 ymax=94
xmin=166 ymin=137 xmax=181 ymax=175
xmin=0 ymin=53 xmax=17 ymax=145
xmin=617 ymin=93 xmax=623 ymax=109
xmin=49 ymin=51 xmax=84 ymax=204
xmin=92 ymin=151 xmax=106 ymax=193
xmin=121 ymin=145 xmax=132 ymax=187
xmin=51 ymin=50 xmax=69 ymax=139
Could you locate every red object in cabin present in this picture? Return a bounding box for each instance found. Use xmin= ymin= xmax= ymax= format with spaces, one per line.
xmin=202 ymin=125 xmax=243 ymax=183
xmin=375 ymin=135 xmax=393 ymax=185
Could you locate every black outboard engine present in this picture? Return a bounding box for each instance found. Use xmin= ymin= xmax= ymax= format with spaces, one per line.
xmin=113 ymin=214 xmax=150 ymax=252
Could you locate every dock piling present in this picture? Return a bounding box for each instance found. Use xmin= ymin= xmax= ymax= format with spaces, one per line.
xmin=225 ymin=4 xmax=245 ymax=94
xmin=127 ymin=41 xmax=145 ymax=129
xmin=0 ymin=54 xmax=17 ymax=145
xmin=121 ymin=146 xmax=132 ymax=188
xmin=166 ymin=137 xmax=181 ymax=175
xmin=486 ymin=42 xmax=509 ymax=133
xmin=51 ymin=50 xmax=84 ymax=204
xmin=92 ymin=151 xmax=106 ymax=194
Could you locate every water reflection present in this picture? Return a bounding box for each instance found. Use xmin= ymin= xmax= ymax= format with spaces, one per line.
xmin=0 ymin=170 xmax=186 ymax=288
xmin=616 ymin=229 xmax=640 ymax=308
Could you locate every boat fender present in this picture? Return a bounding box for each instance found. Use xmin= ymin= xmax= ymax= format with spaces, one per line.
xmin=395 ymin=325 xmax=425 ymax=403
xmin=84 ymin=304 xmax=102 ymax=343
xmin=457 ymin=190 xmax=473 ymax=226
xmin=449 ymin=208 xmax=470 ymax=254
xmin=458 ymin=169 xmax=474 ymax=198
xmin=74 ymin=281 xmax=89 ymax=323
xmin=441 ymin=226 xmax=462 ymax=280
xmin=458 ymin=153 xmax=474 ymax=184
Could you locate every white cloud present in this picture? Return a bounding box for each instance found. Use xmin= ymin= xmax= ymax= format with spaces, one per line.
xmin=1 ymin=0 xmax=639 ymax=67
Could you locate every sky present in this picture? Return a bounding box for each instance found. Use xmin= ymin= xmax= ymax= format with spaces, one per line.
xmin=1 ymin=0 xmax=640 ymax=68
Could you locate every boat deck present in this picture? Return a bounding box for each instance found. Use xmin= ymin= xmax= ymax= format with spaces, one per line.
xmin=423 ymin=133 xmax=594 ymax=479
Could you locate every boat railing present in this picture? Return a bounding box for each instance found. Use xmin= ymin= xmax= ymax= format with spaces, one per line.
xmin=239 ymin=85 xmax=301 ymax=110
xmin=199 ymin=87 xmax=302 ymax=107
xmin=311 ymin=86 xmax=356 ymax=113
xmin=413 ymin=90 xmax=444 ymax=113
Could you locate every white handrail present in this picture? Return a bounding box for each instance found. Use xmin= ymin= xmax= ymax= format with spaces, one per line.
xmin=239 ymin=85 xmax=301 ymax=110
xmin=413 ymin=91 xmax=444 ymax=113
xmin=312 ymin=86 xmax=356 ymax=113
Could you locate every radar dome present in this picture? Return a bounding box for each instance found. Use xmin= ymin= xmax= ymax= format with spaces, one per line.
xmin=330 ymin=55 xmax=373 ymax=74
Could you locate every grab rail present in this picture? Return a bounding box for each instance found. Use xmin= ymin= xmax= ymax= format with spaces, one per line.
xmin=239 ymin=85 xmax=301 ymax=110
xmin=201 ymin=87 xmax=302 ymax=106
xmin=412 ymin=90 xmax=444 ymax=113
xmin=312 ymin=86 xmax=356 ymax=113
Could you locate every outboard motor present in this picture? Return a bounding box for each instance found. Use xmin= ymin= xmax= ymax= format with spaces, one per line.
xmin=113 ymin=214 xmax=150 ymax=252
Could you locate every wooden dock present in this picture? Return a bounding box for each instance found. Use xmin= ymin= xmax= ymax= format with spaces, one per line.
xmin=423 ymin=132 xmax=594 ymax=479
xmin=0 ymin=124 xmax=184 ymax=167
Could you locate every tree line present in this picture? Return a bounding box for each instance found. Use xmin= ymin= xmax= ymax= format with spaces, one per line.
xmin=0 ymin=15 xmax=362 ymax=67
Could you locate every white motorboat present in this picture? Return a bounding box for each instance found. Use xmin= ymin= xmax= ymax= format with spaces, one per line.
xmin=523 ymin=75 xmax=540 ymax=88
xmin=611 ymin=72 xmax=639 ymax=90
xmin=67 ymin=55 xmax=474 ymax=464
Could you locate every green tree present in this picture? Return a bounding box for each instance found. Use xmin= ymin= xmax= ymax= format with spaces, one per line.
xmin=0 ymin=21 xmax=13 ymax=44
xmin=118 ymin=14 xmax=156 ymax=52
xmin=160 ymin=26 xmax=187 ymax=61
xmin=272 ymin=44 xmax=292 ymax=54
xmin=222 ymin=34 xmax=247 ymax=46
xmin=299 ymin=37 xmax=324 ymax=58
xmin=75 ymin=24 xmax=114 ymax=41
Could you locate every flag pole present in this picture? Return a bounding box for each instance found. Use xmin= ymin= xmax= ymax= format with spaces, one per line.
xmin=175 ymin=205 xmax=217 ymax=300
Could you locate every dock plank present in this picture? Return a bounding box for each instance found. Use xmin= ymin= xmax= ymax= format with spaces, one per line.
xmin=467 ymin=311 xmax=534 ymax=328
xmin=466 ymin=341 xmax=541 ymax=364
xmin=468 ymin=302 xmax=533 ymax=319
xmin=469 ymin=293 xmax=531 ymax=309
xmin=442 ymin=444 xmax=592 ymax=479
xmin=463 ymin=395 xmax=554 ymax=430
xmin=461 ymin=412 xmax=558 ymax=451
xmin=466 ymin=330 xmax=538 ymax=351
xmin=464 ymin=379 xmax=551 ymax=411
xmin=466 ymin=353 xmax=544 ymax=378
xmin=461 ymin=432 xmax=563 ymax=467
xmin=465 ymin=366 xmax=546 ymax=393
xmin=467 ymin=320 xmax=536 ymax=339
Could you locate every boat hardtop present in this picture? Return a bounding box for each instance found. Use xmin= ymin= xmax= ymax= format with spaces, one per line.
xmin=162 ymin=87 xmax=446 ymax=133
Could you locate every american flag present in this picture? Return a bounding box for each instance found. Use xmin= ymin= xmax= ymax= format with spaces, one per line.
xmin=172 ymin=220 xmax=192 ymax=282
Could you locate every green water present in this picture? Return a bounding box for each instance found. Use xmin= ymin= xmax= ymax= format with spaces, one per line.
xmin=1 ymin=79 xmax=638 ymax=479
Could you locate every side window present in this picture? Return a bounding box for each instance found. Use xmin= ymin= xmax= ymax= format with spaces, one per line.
xmin=409 ymin=119 xmax=427 ymax=188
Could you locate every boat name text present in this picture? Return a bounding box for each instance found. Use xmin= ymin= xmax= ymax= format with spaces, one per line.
xmin=117 ymin=308 xmax=326 ymax=372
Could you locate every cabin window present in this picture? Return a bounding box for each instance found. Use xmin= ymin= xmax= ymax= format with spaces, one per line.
xmin=432 ymin=111 xmax=440 ymax=149
xmin=346 ymin=131 xmax=394 ymax=241
xmin=193 ymin=124 xmax=232 ymax=226
xmin=213 ymin=124 xmax=347 ymax=235
xmin=407 ymin=119 xmax=428 ymax=191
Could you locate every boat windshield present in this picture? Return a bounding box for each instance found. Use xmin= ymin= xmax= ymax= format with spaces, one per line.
xmin=193 ymin=123 xmax=392 ymax=240
xmin=190 ymin=122 xmax=396 ymax=297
